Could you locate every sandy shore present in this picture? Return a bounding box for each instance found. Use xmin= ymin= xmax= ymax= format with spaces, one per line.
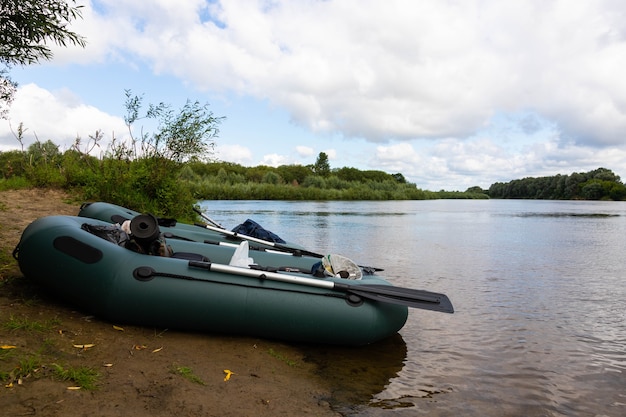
xmin=0 ymin=189 xmax=340 ymax=416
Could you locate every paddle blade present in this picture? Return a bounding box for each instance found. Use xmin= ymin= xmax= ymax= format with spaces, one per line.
xmin=347 ymin=284 xmax=454 ymax=313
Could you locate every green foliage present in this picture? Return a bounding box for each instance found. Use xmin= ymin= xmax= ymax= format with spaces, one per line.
xmin=302 ymin=175 xmax=327 ymax=189
xmin=245 ymin=165 xmax=274 ymax=183
xmin=81 ymin=156 xmax=194 ymax=219
xmin=334 ymin=167 xmax=408 ymax=184
xmin=0 ymin=136 xmax=480 ymax=203
xmin=276 ymin=164 xmax=312 ymax=185
xmin=181 ymin=169 xmax=434 ymax=200
xmin=9 ymin=136 xmax=619 ymax=203
xmin=123 ymin=90 xmax=223 ymax=163
xmin=27 ymin=140 xmax=60 ymax=164
xmin=488 ymin=167 xmax=626 ymax=200
xmin=0 ymin=0 xmax=86 ymax=66
xmin=432 ymin=190 xmax=489 ymax=199
xmin=261 ymin=171 xmax=283 ymax=185
xmin=392 ymin=173 xmax=407 ymax=183
xmin=580 ymin=180 xmax=604 ymax=200
xmin=172 ymin=365 xmax=205 ymax=385
xmin=0 ymin=126 xmax=68 ymax=187
xmin=333 ymin=166 xmax=361 ymax=182
xmin=75 ymin=91 xmax=225 ymax=219
xmin=0 ymin=176 xmax=30 ymax=190
xmin=60 ymin=148 xmax=99 ymax=187
xmin=313 ymin=152 xmax=331 ymax=177
xmin=0 ymin=91 xmax=225 ymax=218
xmin=466 ymin=186 xmax=485 ymax=194
xmin=0 ymin=353 xmax=42 ymax=387
xmin=0 ymin=68 xmax=17 ymax=117
xmin=51 ymin=363 xmax=100 ymax=390
xmin=0 ymin=149 xmax=26 ymax=178
xmin=3 ymin=315 xmax=60 ymax=332
xmin=267 ymin=348 xmax=298 ymax=367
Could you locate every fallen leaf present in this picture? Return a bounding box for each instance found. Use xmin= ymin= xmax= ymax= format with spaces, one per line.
xmin=0 ymin=345 xmax=16 ymax=349
xmin=73 ymin=344 xmax=95 ymax=349
xmin=152 ymin=347 xmax=163 ymax=353
xmin=223 ymin=369 xmax=235 ymax=381
xmin=113 ymin=325 xmax=124 ymax=331
xmin=133 ymin=345 xmax=147 ymax=350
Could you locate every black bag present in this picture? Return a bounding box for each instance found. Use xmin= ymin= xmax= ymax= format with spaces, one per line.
xmin=231 ymin=219 xmax=286 ymax=243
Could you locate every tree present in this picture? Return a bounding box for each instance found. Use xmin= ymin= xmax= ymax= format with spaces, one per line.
xmin=123 ymin=90 xmax=224 ymax=163
xmin=580 ymin=181 xmax=604 ymax=200
xmin=487 ymin=168 xmax=626 ymax=200
xmin=335 ymin=167 xmax=361 ymax=182
xmin=466 ymin=186 xmax=484 ymax=194
xmin=313 ymin=152 xmax=331 ymax=177
xmin=0 ymin=0 xmax=86 ymax=117
xmin=27 ymin=139 xmax=60 ymax=165
xmin=392 ymin=173 xmax=407 ymax=183
xmin=275 ymin=164 xmax=312 ymax=185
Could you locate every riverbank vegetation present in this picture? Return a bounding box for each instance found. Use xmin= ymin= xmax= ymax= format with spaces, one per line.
xmin=1 ymin=124 xmax=624 ymax=221
xmin=488 ymin=167 xmax=626 ymax=201
xmin=0 ymin=135 xmax=487 ymax=220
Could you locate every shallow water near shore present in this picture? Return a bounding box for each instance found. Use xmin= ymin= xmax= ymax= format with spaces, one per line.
xmin=198 ymin=199 xmax=626 ymax=416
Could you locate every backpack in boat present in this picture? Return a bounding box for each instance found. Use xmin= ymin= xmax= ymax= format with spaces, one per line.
xmin=231 ymin=219 xmax=286 ymax=243
xmin=81 ymin=223 xmax=130 ymax=246
xmin=81 ymin=213 xmax=173 ymax=257
xmin=125 ymin=213 xmax=173 ymax=256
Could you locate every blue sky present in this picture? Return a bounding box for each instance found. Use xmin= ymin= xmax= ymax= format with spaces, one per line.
xmin=2 ymin=0 xmax=626 ymax=191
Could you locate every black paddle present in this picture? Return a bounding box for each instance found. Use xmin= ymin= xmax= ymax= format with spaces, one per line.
xmin=187 ymin=260 xmax=454 ymax=313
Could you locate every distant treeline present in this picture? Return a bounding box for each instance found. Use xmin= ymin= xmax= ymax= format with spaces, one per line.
xmin=488 ymin=167 xmax=626 ymax=201
xmin=180 ymin=160 xmax=488 ymax=201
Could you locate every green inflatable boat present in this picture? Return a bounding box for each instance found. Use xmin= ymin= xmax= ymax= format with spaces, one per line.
xmin=14 ymin=214 xmax=453 ymax=345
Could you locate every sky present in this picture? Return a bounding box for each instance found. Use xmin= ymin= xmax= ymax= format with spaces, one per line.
xmin=2 ymin=0 xmax=626 ymax=191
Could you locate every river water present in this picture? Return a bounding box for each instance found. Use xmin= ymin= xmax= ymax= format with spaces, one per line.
xmin=198 ymin=199 xmax=626 ymax=416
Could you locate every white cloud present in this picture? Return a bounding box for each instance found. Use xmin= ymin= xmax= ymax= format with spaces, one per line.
xmin=66 ymin=0 xmax=626 ymax=148
xmin=295 ymin=145 xmax=314 ymax=157
xmin=261 ymin=153 xmax=288 ymax=167
xmin=215 ymin=144 xmax=253 ymax=165
xmin=376 ymin=142 xmax=421 ymax=163
xmin=372 ymin=134 xmax=626 ymax=191
xmin=0 ymin=84 xmax=127 ymax=153
xmin=324 ymin=149 xmax=337 ymax=160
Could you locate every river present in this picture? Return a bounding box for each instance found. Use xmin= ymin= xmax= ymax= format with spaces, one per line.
xmin=197 ymin=199 xmax=626 ymax=416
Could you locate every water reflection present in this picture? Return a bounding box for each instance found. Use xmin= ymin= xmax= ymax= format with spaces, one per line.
xmin=299 ymin=334 xmax=408 ymax=411
xmin=514 ymin=212 xmax=620 ymax=218
xmin=200 ymin=200 xmax=626 ymax=417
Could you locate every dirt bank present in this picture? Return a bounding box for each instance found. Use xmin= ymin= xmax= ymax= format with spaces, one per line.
xmin=0 ymin=188 xmax=339 ymax=416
